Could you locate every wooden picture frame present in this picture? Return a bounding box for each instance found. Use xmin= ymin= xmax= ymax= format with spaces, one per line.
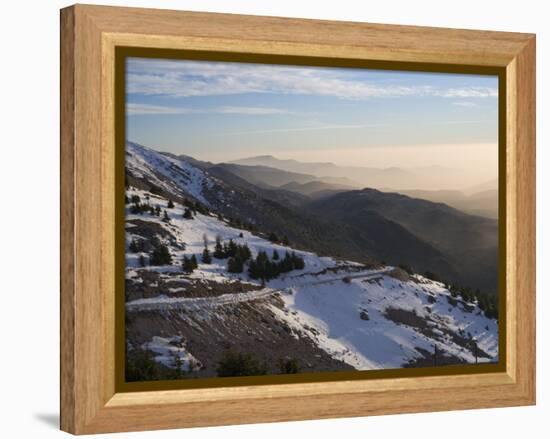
xmin=60 ymin=4 xmax=536 ymax=434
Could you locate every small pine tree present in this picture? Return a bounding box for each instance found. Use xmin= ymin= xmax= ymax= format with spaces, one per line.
xmin=279 ymin=357 xmax=300 ymax=374
xmin=190 ymin=254 xmax=198 ymax=269
xmin=268 ymin=232 xmax=279 ymax=243
xmin=182 ymin=255 xmax=195 ymax=273
xmin=167 ymin=199 xmax=174 ymax=208
xmin=183 ymin=207 xmax=193 ymax=219
xmin=129 ymin=239 xmax=139 ymax=252
xmin=163 ymin=210 xmax=170 ymax=222
xmin=214 ymin=236 xmax=225 ymax=258
xmin=216 ymin=351 xmax=267 ymax=377
xmin=272 ymin=250 xmax=280 ymax=260
xmin=149 ymin=244 xmax=172 ymax=266
xmin=239 ymin=244 xmax=252 ymax=261
xmin=227 ymin=240 xmax=237 ymax=258
xmin=227 ymin=256 xmax=244 ymax=273
xmin=239 ymin=232 xmax=244 ymax=238
xmin=291 ymin=252 xmax=305 ymax=270
xmin=154 ymin=206 xmax=161 ymax=216
xmin=202 ymin=247 xmax=212 ymax=264
xmin=138 ymin=254 xmax=146 ymax=267
xmin=131 ymin=194 xmax=140 ymax=204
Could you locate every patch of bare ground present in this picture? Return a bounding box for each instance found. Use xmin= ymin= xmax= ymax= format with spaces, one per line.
xmin=387 ymin=267 xmax=410 ymax=282
xmin=127 ymin=219 xmax=175 ymax=241
xmin=292 ymin=263 xmax=373 ymax=278
xmin=403 ymin=347 xmax=467 ymax=368
xmin=126 ymin=272 xmax=261 ymax=302
xmin=126 ymin=292 xmax=353 ymax=380
xmin=384 ymin=307 xmax=492 ymax=364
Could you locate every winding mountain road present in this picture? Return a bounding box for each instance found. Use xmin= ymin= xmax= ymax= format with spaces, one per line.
xmin=125 ymin=269 xmax=392 ymax=313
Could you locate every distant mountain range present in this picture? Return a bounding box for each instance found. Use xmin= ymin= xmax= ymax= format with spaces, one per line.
xmin=380 ymin=188 xmax=498 ymax=219
xmin=230 ymin=155 xmax=492 ymax=191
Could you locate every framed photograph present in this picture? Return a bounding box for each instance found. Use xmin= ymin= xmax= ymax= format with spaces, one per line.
xmin=60 ymin=4 xmax=536 ymax=434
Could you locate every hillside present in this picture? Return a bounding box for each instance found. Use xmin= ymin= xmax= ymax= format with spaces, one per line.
xmin=124 ymin=141 xmax=499 ymax=380
xmin=383 ymin=188 xmax=498 ymax=219
xmin=309 ymin=189 xmax=498 ymax=294
xmin=279 ymin=180 xmax=355 ymax=198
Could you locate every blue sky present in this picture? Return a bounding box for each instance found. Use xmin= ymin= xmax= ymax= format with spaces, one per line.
xmin=126 ymin=57 xmax=498 ymax=174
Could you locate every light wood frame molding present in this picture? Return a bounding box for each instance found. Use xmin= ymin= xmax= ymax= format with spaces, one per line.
xmin=60 ymin=4 xmax=536 ymax=434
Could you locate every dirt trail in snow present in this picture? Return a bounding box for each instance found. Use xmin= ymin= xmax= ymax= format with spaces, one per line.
xmin=126 ymin=270 xmax=390 ymax=313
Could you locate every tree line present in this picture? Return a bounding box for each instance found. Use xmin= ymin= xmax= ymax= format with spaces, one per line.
xmin=248 ymin=250 xmax=305 ymax=281
xmin=421 ymin=270 xmax=499 ymax=320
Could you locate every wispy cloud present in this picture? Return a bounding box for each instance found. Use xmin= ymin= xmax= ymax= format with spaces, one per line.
xmin=126 ymin=103 xmax=193 ymax=115
xmin=127 ymin=103 xmax=292 ymax=116
xmin=217 ymin=106 xmax=291 ymax=115
xmin=126 ymin=58 xmax=498 ymax=101
xmin=451 ymin=101 xmax=479 ymax=107
xmin=221 ymin=123 xmax=387 ymax=136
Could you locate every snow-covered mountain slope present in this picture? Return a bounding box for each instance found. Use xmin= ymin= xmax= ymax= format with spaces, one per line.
xmin=127 ymin=141 xmax=214 ymax=206
xmin=124 ymin=182 xmax=499 ymax=377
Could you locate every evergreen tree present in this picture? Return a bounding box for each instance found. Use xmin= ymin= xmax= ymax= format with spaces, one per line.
xmin=227 ymin=256 xmax=244 ymax=273
xmin=291 ymin=252 xmax=305 ymax=270
xmin=167 ymin=199 xmax=174 ymax=208
xmin=154 ymin=206 xmax=161 ymax=216
xmin=282 ymin=251 xmax=293 ymax=272
xmin=138 ymin=254 xmax=146 ymax=267
xmin=239 ymin=244 xmax=251 ymax=261
xmin=272 ymin=249 xmax=280 ymax=260
xmin=216 ymin=351 xmax=267 ymax=377
xmin=129 ymin=239 xmax=140 ymax=252
xmin=131 ymin=194 xmax=140 ymax=204
xmin=162 ymin=210 xmax=170 ymax=222
xmin=214 ymin=236 xmax=225 ymax=258
xmin=183 ymin=207 xmax=193 ymax=219
xmin=182 ymin=255 xmax=195 ymax=273
xmin=227 ymin=239 xmax=237 ymax=258
xmin=202 ymin=247 xmax=212 ymax=264
xmin=268 ymin=232 xmax=279 ymax=243
xmin=190 ymin=254 xmax=198 ymax=269
xmin=248 ymin=257 xmax=261 ymax=280
xmin=279 ymin=357 xmax=300 ymax=374
xmin=149 ymin=244 xmax=172 ymax=266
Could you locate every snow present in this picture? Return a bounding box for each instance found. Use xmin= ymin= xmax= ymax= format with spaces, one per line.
xmin=142 ymin=336 xmax=201 ymax=372
xmin=126 ymin=141 xmax=213 ymax=205
xmin=269 ymin=274 xmax=498 ymax=369
xmin=125 ymin=143 xmax=499 ymax=372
